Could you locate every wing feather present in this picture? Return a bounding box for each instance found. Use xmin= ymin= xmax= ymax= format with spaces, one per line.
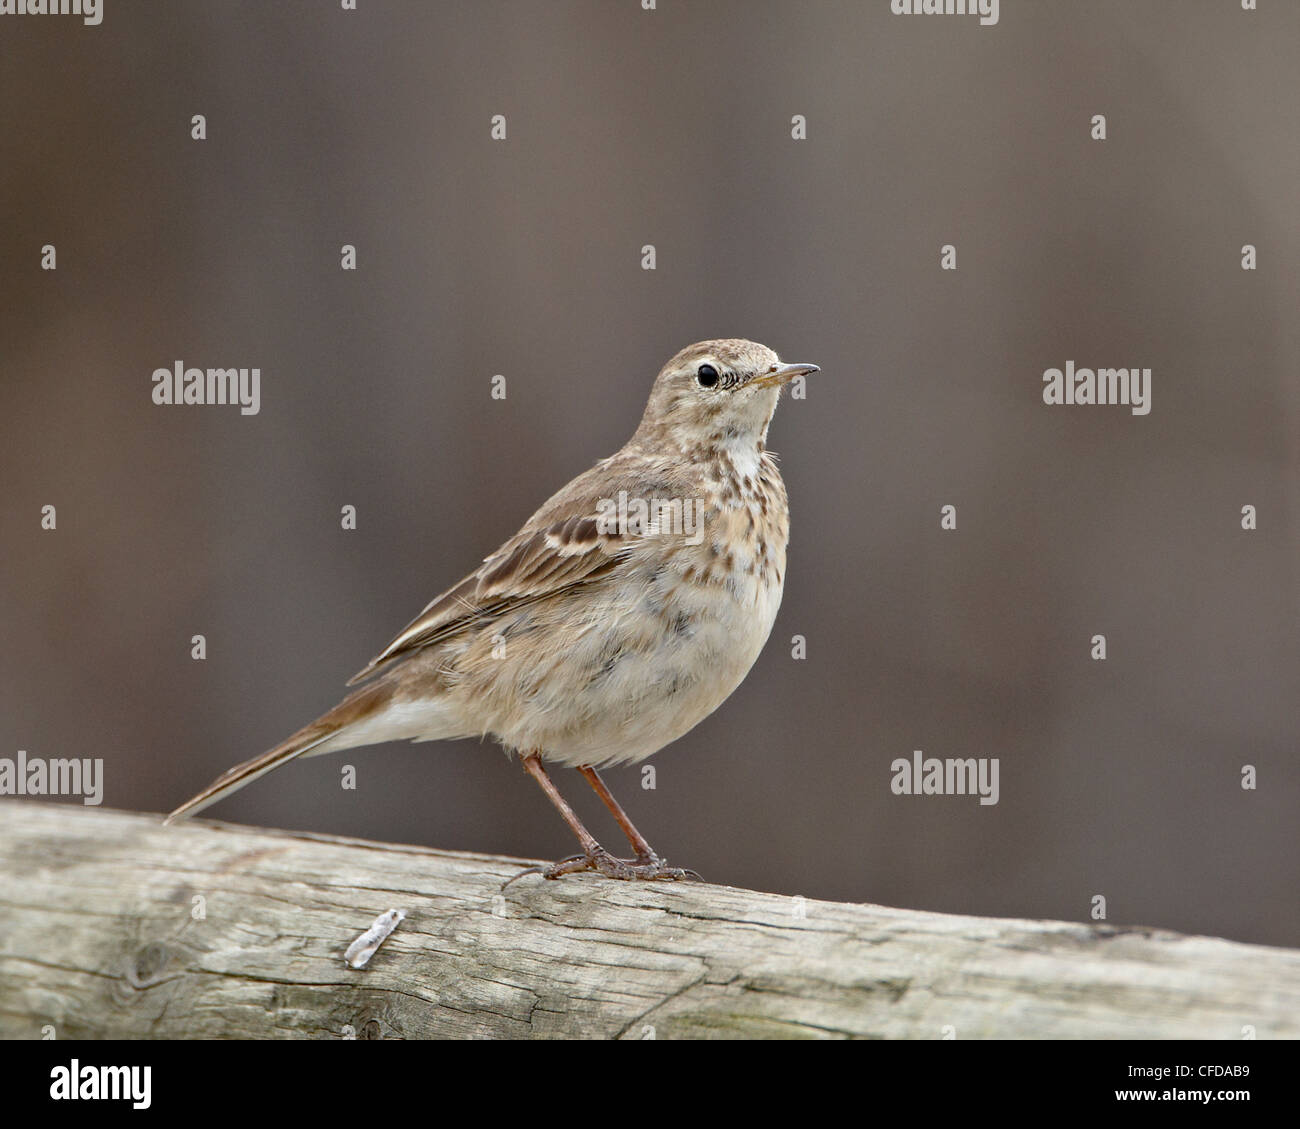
xmin=346 ymin=500 xmax=631 ymax=685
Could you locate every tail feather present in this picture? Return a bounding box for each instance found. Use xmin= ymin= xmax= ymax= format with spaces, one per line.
xmin=164 ymin=681 xmax=391 ymax=825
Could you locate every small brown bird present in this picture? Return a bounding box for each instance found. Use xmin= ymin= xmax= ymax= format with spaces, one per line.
xmin=167 ymin=339 xmax=818 ymax=881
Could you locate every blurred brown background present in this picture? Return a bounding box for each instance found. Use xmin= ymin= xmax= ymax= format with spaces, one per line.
xmin=2 ymin=1 xmax=1296 ymax=947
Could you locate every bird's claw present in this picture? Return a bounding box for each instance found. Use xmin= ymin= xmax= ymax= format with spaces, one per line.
xmin=503 ymin=846 xmax=703 ymax=886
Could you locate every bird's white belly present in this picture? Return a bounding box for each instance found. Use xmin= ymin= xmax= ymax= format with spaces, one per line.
xmin=492 ymin=550 xmax=785 ymax=768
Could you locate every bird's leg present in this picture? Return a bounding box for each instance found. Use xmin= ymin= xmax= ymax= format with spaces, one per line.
xmin=504 ymin=753 xmax=701 ymax=885
xmin=501 ymin=753 xmax=601 ymax=886
xmin=578 ymin=766 xmax=662 ymax=864
xmin=577 ymin=765 xmax=702 ymax=881
xmin=522 ymin=753 xmax=603 ymax=856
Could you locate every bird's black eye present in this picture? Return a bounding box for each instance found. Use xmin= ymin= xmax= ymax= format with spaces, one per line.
xmin=696 ymin=364 xmax=719 ymax=388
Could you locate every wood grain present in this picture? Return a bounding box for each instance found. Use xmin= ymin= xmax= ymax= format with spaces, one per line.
xmin=1 ymin=803 xmax=1295 ymax=1039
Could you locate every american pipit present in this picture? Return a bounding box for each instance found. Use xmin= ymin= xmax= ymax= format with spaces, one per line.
xmin=167 ymin=339 xmax=818 ymax=881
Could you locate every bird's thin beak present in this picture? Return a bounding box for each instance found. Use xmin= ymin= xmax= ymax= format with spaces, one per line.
xmin=750 ymin=362 xmax=820 ymax=390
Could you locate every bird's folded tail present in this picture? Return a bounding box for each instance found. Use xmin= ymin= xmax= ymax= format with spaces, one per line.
xmin=164 ymin=680 xmax=391 ymax=825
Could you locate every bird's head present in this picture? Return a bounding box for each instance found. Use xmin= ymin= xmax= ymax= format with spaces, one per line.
xmin=632 ymin=339 xmax=818 ymax=454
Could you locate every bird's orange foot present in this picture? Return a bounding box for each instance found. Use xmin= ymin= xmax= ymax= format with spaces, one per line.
xmin=503 ymin=847 xmax=702 ymax=887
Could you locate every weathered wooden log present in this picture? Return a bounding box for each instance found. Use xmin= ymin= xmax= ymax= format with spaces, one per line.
xmin=1 ymin=803 xmax=1295 ymax=1039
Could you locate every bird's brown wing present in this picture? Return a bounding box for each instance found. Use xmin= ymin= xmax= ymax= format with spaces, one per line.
xmin=347 ymin=500 xmax=635 ymax=686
